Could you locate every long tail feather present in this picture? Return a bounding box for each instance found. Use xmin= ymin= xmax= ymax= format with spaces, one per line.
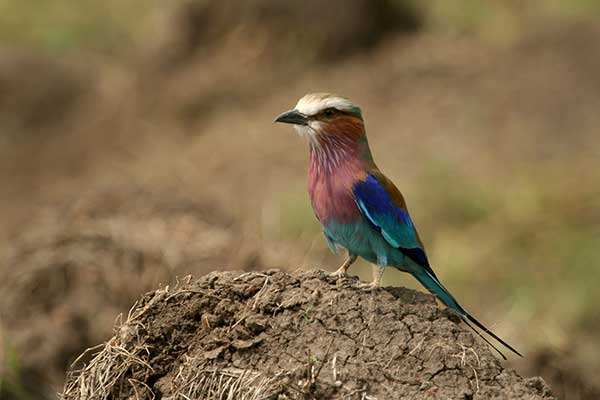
xmin=464 ymin=312 xmax=523 ymax=357
xmin=413 ymin=268 xmax=522 ymax=358
xmin=462 ymin=317 xmax=507 ymax=360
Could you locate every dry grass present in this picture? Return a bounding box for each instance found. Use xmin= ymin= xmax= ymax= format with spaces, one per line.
xmin=61 ymin=278 xmax=288 ymax=400
xmin=61 ymin=280 xmax=296 ymax=400
xmin=61 ymin=289 xmax=167 ymax=400
xmin=168 ymin=367 xmax=282 ymax=400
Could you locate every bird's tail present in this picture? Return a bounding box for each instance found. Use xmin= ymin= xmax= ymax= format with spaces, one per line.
xmin=413 ymin=268 xmax=523 ymax=360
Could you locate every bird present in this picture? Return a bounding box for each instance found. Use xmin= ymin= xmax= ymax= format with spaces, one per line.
xmin=275 ymin=93 xmax=522 ymax=359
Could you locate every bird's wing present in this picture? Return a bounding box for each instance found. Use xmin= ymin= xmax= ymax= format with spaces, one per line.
xmin=353 ymin=172 xmax=522 ymax=359
xmin=352 ymin=172 xmax=436 ymax=276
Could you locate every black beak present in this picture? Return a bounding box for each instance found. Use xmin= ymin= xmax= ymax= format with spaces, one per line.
xmin=274 ymin=109 xmax=308 ymax=125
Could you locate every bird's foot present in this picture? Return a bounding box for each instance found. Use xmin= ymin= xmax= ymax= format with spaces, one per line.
xmin=356 ymin=265 xmax=385 ymax=290
xmin=356 ymin=280 xmax=380 ymax=291
xmin=329 ymin=254 xmax=357 ymax=279
xmin=329 ymin=267 xmax=348 ymax=279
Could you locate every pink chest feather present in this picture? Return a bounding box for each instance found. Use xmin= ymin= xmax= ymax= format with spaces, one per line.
xmin=307 ymin=151 xmax=365 ymax=223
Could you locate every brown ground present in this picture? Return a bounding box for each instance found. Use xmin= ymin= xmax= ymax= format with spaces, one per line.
xmin=0 ymin=191 xmax=238 ymax=398
xmin=62 ymin=270 xmax=554 ymax=400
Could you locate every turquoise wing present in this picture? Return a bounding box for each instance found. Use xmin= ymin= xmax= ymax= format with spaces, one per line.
xmin=352 ymin=174 xmax=434 ymax=274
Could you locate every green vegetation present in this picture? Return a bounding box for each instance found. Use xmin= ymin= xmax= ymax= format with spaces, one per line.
xmin=0 ymin=0 xmax=148 ymax=55
xmin=0 ymin=342 xmax=31 ymax=400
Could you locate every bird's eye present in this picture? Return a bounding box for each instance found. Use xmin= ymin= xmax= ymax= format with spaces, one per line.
xmin=324 ymin=108 xmax=336 ymax=117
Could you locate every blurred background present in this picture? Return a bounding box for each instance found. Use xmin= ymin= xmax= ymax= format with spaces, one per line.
xmin=0 ymin=0 xmax=599 ymax=398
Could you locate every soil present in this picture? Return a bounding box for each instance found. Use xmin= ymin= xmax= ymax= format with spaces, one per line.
xmin=62 ymin=270 xmax=554 ymax=400
xmin=0 ymin=191 xmax=238 ymax=398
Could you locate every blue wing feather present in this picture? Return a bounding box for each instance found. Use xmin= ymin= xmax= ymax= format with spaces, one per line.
xmin=353 ymin=175 xmax=433 ymax=271
xmin=353 ymin=175 xmax=522 ymax=359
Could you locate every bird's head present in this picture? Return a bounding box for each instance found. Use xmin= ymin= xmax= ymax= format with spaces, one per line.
xmin=274 ymin=93 xmax=365 ymax=146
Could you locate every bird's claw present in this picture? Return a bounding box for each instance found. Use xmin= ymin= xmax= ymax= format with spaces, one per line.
xmin=329 ymin=269 xmax=347 ymax=279
xmin=329 ymin=255 xmax=357 ymax=279
xmin=356 ymin=281 xmax=380 ymax=291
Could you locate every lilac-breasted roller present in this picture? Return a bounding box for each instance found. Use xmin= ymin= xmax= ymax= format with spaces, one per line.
xmin=275 ymin=93 xmax=521 ymax=359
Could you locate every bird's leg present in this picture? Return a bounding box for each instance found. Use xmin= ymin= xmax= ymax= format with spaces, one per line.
xmin=357 ymin=264 xmax=385 ymax=290
xmin=329 ymin=254 xmax=357 ymax=278
xmin=372 ymin=264 xmax=385 ymax=286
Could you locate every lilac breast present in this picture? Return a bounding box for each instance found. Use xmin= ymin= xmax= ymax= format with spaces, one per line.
xmin=307 ymin=160 xmax=365 ymax=224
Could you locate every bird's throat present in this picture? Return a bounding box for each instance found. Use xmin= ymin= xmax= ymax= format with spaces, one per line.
xmin=308 ymin=135 xmax=357 ymax=175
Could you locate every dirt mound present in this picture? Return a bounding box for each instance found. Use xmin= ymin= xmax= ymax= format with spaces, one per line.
xmin=0 ymin=190 xmax=238 ymax=399
xmin=62 ymin=270 xmax=554 ymax=399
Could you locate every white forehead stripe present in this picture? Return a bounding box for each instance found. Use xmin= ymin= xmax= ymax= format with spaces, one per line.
xmin=294 ymin=93 xmax=360 ymax=116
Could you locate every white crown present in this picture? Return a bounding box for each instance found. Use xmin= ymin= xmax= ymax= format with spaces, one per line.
xmin=295 ymin=93 xmax=361 ymax=117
